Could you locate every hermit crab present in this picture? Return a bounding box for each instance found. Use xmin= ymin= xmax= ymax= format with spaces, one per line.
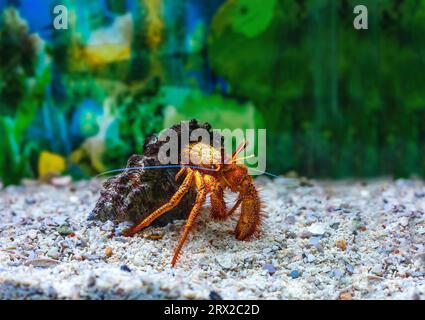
xmin=123 ymin=140 xmax=263 ymax=267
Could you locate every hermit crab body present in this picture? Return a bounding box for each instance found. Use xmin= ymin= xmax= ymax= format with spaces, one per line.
xmin=123 ymin=141 xmax=262 ymax=267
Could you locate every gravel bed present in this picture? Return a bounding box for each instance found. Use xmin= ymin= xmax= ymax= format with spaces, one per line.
xmin=0 ymin=177 xmax=424 ymax=299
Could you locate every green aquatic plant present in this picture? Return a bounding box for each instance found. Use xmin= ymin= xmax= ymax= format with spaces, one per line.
xmin=0 ymin=116 xmax=37 ymax=185
xmin=102 ymin=79 xmax=165 ymax=170
xmin=0 ymin=68 xmax=51 ymax=185
xmin=0 ymin=7 xmax=38 ymax=116
xmin=162 ymin=87 xmax=263 ymax=131
xmin=2 ymin=0 xmax=425 ymax=183
xmin=208 ymin=0 xmax=425 ymax=178
xmin=0 ymin=8 xmax=51 ymax=185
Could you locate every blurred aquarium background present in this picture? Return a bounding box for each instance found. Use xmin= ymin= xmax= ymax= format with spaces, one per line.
xmin=0 ymin=0 xmax=425 ymax=186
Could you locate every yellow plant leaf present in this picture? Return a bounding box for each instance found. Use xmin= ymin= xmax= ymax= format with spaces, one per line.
xmin=38 ymin=151 xmax=66 ymax=178
xmin=83 ymin=44 xmax=130 ymax=66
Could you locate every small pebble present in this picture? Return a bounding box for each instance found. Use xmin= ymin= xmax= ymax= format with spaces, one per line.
xmin=262 ymin=263 xmax=276 ymax=275
xmin=105 ymin=247 xmax=113 ymax=258
xmin=145 ymin=232 xmax=164 ymax=240
xmin=83 ymin=254 xmax=99 ymax=261
xmin=345 ymin=264 xmax=354 ymax=275
xmin=299 ymin=230 xmax=313 ymax=239
xmin=399 ymin=217 xmax=409 ymax=227
xmin=25 ymin=197 xmax=36 ymax=205
xmin=360 ymin=190 xmax=370 ymax=197
xmin=262 ymin=247 xmax=272 ymax=255
xmin=306 ymin=254 xmax=316 ymax=263
xmin=216 ymin=255 xmax=234 ymax=269
xmin=289 ymin=270 xmax=300 ymax=279
xmin=25 ymin=258 xmax=59 ymax=268
xmin=120 ymin=265 xmax=132 ymax=272
xmin=331 ymin=269 xmax=344 ymax=280
xmin=307 ymin=276 xmax=316 ymax=283
xmin=47 ymin=247 xmax=60 ymax=259
xmin=56 ymin=225 xmax=74 ymax=236
xmin=371 ymin=264 xmax=383 ymax=276
xmin=285 ymin=215 xmax=296 ymax=225
xmin=101 ymin=221 xmax=115 ymax=232
xmin=330 ymin=221 xmax=340 ymax=229
xmin=51 ymin=176 xmax=72 ymax=187
xmin=336 ymin=239 xmax=347 ymax=251
xmin=309 ymin=236 xmax=321 ymax=248
xmin=411 ymin=272 xmax=423 ymax=278
xmin=413 ymin=253 xmax=425 ymax=268
xmin=74 ymin=254 xmax=83 ymax=261
xmin=286 ymin=231 xmax=297 ymax=239
xmin=209 ymin=291 xmax=223 ymax=300
xmin=27 ymin=230 xmax=38 ymax=239
xmin=414 ymin=191 xmax=425 ymax=198
xmin=339 ymin=292 xmax=352 ymax=300
xmin=308 ymin=223 xmax=326 ymax=236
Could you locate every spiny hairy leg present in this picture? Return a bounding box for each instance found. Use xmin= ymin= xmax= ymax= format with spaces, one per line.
xmin=171 ymin=172 xmax=206 ymax=267
xmin=175 ymin=168 xmax=186 ymax=181
xmin=123 ymin=170 xmax=194 ymax=236
xmin=204 ymin=175 xmax=227 ymax=220
xmin=235 ymin=176 xmax=262 ymax=240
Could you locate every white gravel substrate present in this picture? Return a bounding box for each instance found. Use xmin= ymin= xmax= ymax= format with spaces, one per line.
xmin=0 ymin=177 xmax=424 ymax=300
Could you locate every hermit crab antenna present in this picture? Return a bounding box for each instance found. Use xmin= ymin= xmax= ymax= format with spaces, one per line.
xmin=248 ymin=167 xmax=280 ymax=178
xmin=95 ymin=165 xmax=216 ymax=178
xmin=233 ymin=154 xmax=256 ymax=163
xmin=231 ymin=140 xmax=248 ymax=161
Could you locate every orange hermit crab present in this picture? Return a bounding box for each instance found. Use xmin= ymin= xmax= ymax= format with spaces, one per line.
xmin=123 ymin=141 xmax=262 ymax=267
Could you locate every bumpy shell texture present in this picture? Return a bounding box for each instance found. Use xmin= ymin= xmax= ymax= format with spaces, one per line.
xmin=89 ymin=119 xmax=223 ymax=226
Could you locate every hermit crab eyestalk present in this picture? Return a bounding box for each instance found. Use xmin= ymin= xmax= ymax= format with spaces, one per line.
xmin=229 ymin=140 xmax=248 ymax=163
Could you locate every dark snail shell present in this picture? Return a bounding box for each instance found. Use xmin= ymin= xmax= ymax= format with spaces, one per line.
xmin=89 ymin=119 xmax=223 ymax=226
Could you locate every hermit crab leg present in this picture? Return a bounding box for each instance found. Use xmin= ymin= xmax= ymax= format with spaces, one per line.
xmin=227 ymin=198 xmax=242 ymax=217
xmin=203 ymin=175 xmax=227 ymax=220
xmin=175 ymin=167 xmax=187 ymax=181
xmin=234 ymin=176 xmax=262 ymax=240
xmin=210 ymin=184 xmax=227 ymax=219
xmin=171 ymin=171 xmax=206 ymax=267
xmin=123 ymin=170 xmax=194 ymax=236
